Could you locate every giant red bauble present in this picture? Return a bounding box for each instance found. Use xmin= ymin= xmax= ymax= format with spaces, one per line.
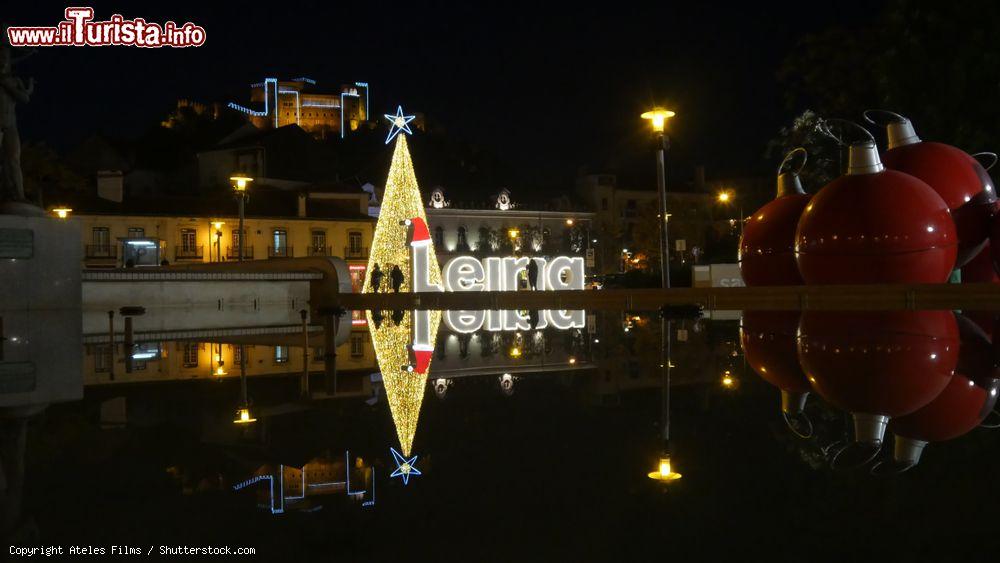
xmin=988 ymin=213 xmax=1000 ymax=278
xmin=883 ymin=141 xmax=997 ymax=267
xmin=739 ymin=194 xmax=811 ymax=285
xmin=962 ymin=241 xmax=1000 ymax=283
xmin=797 ymin=311 xmax=958 ymax=418
xmin=795 ymin=170 xmax=957 ymax=284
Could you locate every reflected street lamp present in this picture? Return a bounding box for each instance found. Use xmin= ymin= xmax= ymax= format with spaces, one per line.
xmin=648 ymin=315 xmax=683 ymax=484
xmin=233 ymin=343 xmax=255 ymax=424
xmin=230 ymin=175 xmax=253 ymax=263
xmin=641 ymin=107 xmax=676 ymax=289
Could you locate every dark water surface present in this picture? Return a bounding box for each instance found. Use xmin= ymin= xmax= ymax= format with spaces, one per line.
xmin=9 ymin=309 xmax=1000 ymax=561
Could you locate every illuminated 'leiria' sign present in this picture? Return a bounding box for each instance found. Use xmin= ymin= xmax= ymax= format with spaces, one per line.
xmin=409 ymin=219 xmax=586 ymax=293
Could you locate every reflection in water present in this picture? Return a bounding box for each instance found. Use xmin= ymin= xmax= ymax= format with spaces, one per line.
xmin=880 ymin=314 xmax=1000 ymax=473
xmin=741 ymin=311 xmax=813 ymax=437
xmin=14 ymin=303 xmax=1000 ymax=555
xmin=742 ymin=309 xmax=1000 ymax=472
xmin=800 ymin=311 xmax=958 ymax=468
xmin=367 ymin=309 xmax=440 ymax=457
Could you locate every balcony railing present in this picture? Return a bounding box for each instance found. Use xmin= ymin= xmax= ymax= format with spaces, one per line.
xmin=174 ymin=245 xmax=204 ymax=260
xmin=226 ymin=246 xmax=254 ymax=260
xmin=344 ymin=246 xmax=368 ymax=260
xmin=85 ymin=244 xmax=117 ymax=259
xmin=268 ymin=246 xmax=293 ymax=258
xmin=307 ymin=245 xmax=329 ymax=256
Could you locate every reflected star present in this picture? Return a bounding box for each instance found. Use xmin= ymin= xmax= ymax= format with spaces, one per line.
xmin=383 ymin=105 xmax=416 ymax=144
xmin=389 ymin=447 xmax=422 ymax=485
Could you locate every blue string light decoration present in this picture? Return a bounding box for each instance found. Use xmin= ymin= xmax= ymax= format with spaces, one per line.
xmin=389 ymin=447 xmax=422 ymax=485
xmin=384 ymin=105 xmax=416 ymax=144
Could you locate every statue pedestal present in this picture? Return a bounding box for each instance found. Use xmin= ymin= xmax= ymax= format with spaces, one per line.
xmin=0 ymin=213 xmax=83 ymax=411
xmin=0 ymin=202 xmax=46 ymax=217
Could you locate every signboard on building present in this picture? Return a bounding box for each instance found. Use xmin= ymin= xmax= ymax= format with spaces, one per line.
xmin=692 ymin=264 xmax=745 ymax=288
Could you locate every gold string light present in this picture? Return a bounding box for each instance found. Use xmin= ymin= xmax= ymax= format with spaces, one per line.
xmin=365 ymin=132 xmax=442 ymax=457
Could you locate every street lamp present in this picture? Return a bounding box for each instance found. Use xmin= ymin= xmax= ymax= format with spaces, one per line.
xmin=641 ymin=107 xmax=676 ymax=289
xmin=230 ymin=174 xmax=253 ymax=263
xmin=234 ymin=407 xmax=256 ymax=424
xmin=716 ymin=189 xmax=744 ymax=238
xmin=51 ymin=207 xmax=72 ymax=219
xmin=212 ymin=221 xmax=225 ymax=262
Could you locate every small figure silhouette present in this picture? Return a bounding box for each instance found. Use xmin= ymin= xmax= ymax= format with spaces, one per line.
xmin=390 ymin=264 xmax=404 ymax=293
xmin=526 ymin=259 xmax=539 ymax=290
xmin=370 ymin=263 xmax=383 ymax=293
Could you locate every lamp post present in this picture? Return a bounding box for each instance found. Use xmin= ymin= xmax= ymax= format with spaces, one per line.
xmin=212 ymin=221 xmax=225 ymax=263
xmin=716 ymin=189 xmax=744 ymax=240
xmin=641 ymin=108 xmax=676 ymax=289
xmin=230 ymin=175 xmax=253 ymax=263
xmin=716 ymin=190 xmax=742 ymax=228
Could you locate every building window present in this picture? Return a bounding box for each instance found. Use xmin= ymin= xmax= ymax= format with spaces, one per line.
xmin=94 ymin=345 xmax=112 ymax=373
xmin=270 ymin=228 xmax=289 ymax=258
xmin=232 ymin=344 xmax=244 ymax=366
xmin=348 ymin=231 xmax=362 ymax=254
xmin=311 ymin=230 xmax=326 ymax=254
xmin=433 ymin=226 xmax=444 ymax=249
xmin=231 ymin=229 xmax=245 ymax=250
xmin=183 ymin=343 xmax=199 ymax=368
xmin=457 ymin=226 xmax=468 ymax=251
xmin=601 ymin=198 xmax=608 ymax=211
xmin=92 ymin=227 xmax=110 ymax=250
xmin=312 ymin=346 xmax=325 ymax=363
xmin=180 ymin=228 xmax=197 ymax=251
xmin=273 ymin=229 xmax=287 ymax=250
xmin=350 ymin=334 xmax=365 ymax=358
xmin=274 ymin=346 xmax=289 ymax=364
xmin=127 ymin=227 xmax=144 ymax=238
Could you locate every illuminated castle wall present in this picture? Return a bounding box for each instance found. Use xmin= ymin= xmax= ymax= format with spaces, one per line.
xmin=229 ymin=77 xmax=370 ymax=139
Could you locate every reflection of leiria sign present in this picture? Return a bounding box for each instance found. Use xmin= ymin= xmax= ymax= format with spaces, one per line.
xmin=443 ymin=309 xmax=585 ymax=333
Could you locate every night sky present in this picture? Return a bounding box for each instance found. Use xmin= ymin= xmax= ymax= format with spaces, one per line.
xmin=10 ymin=1 xmax=881 ymax=192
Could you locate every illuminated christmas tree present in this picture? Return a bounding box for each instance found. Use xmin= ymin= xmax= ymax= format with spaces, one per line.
xmin=365 ymin=107 xmax=441 ymax=468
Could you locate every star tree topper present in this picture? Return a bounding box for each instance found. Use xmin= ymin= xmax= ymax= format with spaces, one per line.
xmin=390 ymin=447 xmax=422 ymax=485
xmin=384 ymin=105 xmax=416 ymax=144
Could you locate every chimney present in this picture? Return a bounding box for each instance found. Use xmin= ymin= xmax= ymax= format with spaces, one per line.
xmin=695 ymin=166 xmax=706 ymax=191
xmin=97 ymin=170 xmax=123 ymax=202
xmin=298 ymin=193 xmax=307 ymax=218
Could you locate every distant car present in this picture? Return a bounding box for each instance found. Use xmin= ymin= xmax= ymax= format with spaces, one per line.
xmin=595 ymin=273 xmax=627 ymax=289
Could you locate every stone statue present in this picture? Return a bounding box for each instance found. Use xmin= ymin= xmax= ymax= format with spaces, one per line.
xmin=0 ymin=33 xmax=35 ymax=205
